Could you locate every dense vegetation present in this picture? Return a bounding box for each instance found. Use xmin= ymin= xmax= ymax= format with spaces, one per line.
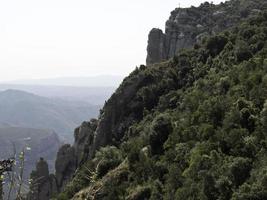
xmin=57 ymin=7 xmax=267 ymax=200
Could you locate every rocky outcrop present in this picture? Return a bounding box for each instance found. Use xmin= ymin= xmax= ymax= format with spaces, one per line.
xmin=146 ymin=28 xmax=166 ymax=65
xmin=28 ymin=119 xmax=99 ymax=197
xmin=27 ymin=158 xmax=57 ymax=200
xmin=146 ymin=0 xmax=267 ymax=65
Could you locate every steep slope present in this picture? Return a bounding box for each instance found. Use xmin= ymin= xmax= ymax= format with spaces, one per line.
xmin=0 ymin=89 xmax=100 ymax=139
xmin=28 ymin=1 xmax=267 ymax=200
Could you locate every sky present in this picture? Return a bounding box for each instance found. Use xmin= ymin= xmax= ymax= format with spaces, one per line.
xmin=0 ymin=0 xmax=225 ymax=82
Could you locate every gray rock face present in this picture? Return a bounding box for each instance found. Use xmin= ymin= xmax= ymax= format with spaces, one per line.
xmin=146 ymin=0 xmax=267 ymax=65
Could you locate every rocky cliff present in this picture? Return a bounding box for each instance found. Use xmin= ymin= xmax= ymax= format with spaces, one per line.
xmin=146 ymin=0 xmax=267 ymax=65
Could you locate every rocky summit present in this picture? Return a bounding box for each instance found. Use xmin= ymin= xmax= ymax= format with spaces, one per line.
xmin=146 ymin=0 xmax=267 ymax=65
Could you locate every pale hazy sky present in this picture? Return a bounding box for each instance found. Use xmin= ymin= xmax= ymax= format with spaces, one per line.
xmin=0 ymin=0 xmax=225 ymax=81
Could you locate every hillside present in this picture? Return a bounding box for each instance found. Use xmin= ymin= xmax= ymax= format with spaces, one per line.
xmin=0 ymin=89 xmax=100 ymax=140
xmin=28 ymin=0 xmax=267 ymax=200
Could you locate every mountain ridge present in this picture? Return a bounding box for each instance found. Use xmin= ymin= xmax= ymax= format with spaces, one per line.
xmin=0 ymin=84 xmax=116 ymax=105
xmin=27 ymin=0 xmax=267 ymax=199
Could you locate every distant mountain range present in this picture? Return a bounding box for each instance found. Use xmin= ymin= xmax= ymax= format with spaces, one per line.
xmin=0 ymin=84 xmax=117 ymax=105
xmin=0 ymin=89 xmax=101 ymax=140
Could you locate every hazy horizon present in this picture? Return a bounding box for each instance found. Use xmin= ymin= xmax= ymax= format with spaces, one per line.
xmin=0 ymin=0 xmax=225 ymax=82
xmin=0 ymin=74 xmax=124 ymax=87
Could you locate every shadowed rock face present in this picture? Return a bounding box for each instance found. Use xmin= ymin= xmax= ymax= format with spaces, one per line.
xmin=55 ymin=119 xmax=99 ymax=191
xmin=146 ymin=28 xmax=166 ymax=65
xmin=73 ymin=120 xmax=98 ymax=164
xmin=55 ymin=144 xmax=76 ymax=190
xmin=146 ymin=0 xmax=267 ymax=65
xmin=27 ymin=158 xmax=57 ymax=200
